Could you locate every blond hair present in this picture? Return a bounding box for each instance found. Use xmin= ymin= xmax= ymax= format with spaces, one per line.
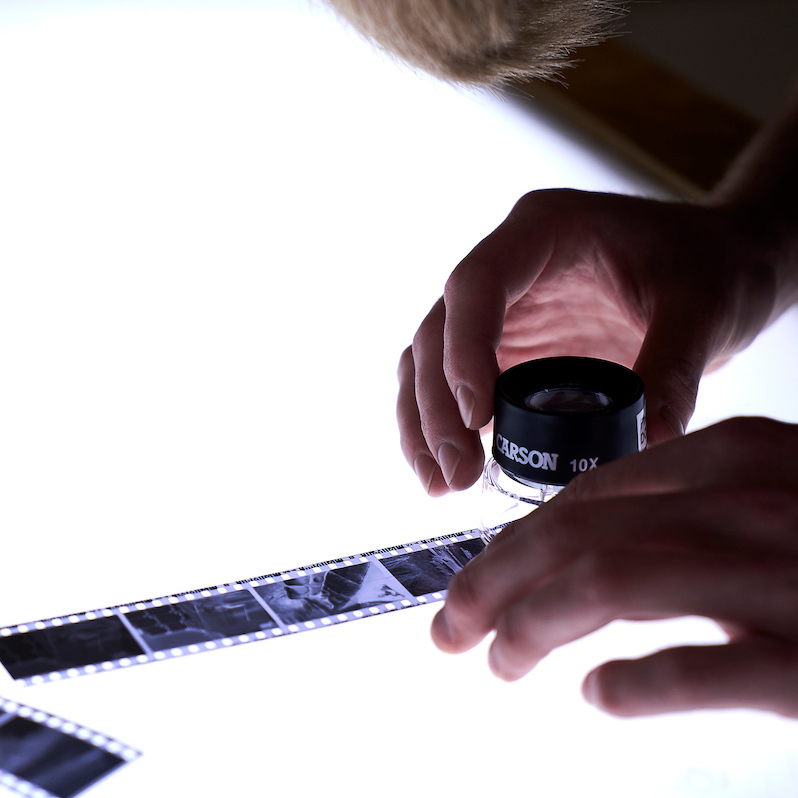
xmin=325 ymin=0 xmax=628 ymax=86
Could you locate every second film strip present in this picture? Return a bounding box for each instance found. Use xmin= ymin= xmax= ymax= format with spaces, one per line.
xmin=0 ymin=696 xmax=140 ymax=798
xmin=0 ymin=532 xmax=485 ymax=685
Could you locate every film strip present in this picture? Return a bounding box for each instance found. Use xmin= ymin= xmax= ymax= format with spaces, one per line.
xmin=0 ymin=696 xmax=140 ymax=798
xmin=0 ymin=531 xmax=485 ymax=685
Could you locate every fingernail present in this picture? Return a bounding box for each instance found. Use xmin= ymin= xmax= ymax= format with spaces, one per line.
xmin=582 ymin=669 xmax=600 ymax=705
xmin=456 ymin=385 xmax=475 ymax=429
xmin=660 ymin=405 xmax=685 ymax=438
xmin=437 ymin=442 xmax=461 ymax=487
xmin=413 ymin=454 xmax=436 ymax=494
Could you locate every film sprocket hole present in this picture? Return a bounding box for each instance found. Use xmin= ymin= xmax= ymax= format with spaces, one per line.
xmin=481 ymin=357 xmax=646 ymax=543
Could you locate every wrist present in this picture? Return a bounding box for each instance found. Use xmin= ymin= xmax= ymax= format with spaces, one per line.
xmin=709 ymin=201 xmax=798 ymax=323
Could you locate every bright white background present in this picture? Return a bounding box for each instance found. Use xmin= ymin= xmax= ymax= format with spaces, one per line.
xmin=0 ymin=0 xmax=797 ymax=795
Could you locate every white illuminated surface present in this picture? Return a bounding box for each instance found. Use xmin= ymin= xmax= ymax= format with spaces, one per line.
xmin=0 ymin=1 xmax=796 ymax=796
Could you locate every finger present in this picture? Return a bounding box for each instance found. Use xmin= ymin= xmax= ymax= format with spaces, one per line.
xmin=396 ymin=345 xmax=449 ymax=496
xmin=558 ymin=416 xmax=798 ymax=505
xmin=633 ymin=300 xmax=715 ymax=445
xmin=555 ymin=424 xmax=722 ymax=505
xmin=442 ymin=258 xmax=505 ymax=432
xmin=432 ymin=486 xmax=760 ymax=655
xmin=441 ymin=190 xmax=574 ymax=431
xmin=411 ymin=299 xmax=484 ymax=491
xmin=432 ymin=492 xmax=643 ymax=655
xmin=488 ymin=549 xmax=790 ymax=681
xmin=583 ymin=638 xmax=798 ymax=718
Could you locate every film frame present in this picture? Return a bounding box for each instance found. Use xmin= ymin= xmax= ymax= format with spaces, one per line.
xmin=0 ymin=696 xmax=140 ymax=798
xmin=0 ymin=532 xmax=485 ymax=685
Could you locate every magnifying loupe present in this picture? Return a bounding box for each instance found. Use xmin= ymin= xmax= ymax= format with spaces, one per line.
xmin=481 ymin=357 xmax=646 ymax=543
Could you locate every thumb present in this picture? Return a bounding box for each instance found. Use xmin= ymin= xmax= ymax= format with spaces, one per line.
xmin=633 ymin=305 xmax=713 ymax=445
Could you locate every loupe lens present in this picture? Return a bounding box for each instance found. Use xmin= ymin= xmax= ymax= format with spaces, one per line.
xmin=524 ymin=387 xmax=613 ymax=413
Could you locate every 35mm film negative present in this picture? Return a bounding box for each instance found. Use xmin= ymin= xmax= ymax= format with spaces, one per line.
xmin=0 ymin=532 xmax=485 ymax=685
xmin=0 ymin=696 xmax=140 ymax=798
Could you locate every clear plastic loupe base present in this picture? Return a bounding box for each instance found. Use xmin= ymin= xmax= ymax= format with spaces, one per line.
xmin=480 ymin=458 xmax=563 ymax=544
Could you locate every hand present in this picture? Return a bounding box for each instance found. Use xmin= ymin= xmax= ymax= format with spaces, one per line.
xmin=431 ymin=417 xmax=798 ymax=717
xmin=398 ymin=189 xmax=779 ymax=495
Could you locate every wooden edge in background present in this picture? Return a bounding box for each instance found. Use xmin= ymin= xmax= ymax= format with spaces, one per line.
xmin=509 ymin=40 xmax=761 ymax=201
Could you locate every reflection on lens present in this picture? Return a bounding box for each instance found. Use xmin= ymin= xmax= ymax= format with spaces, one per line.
xmin=524 ymin=387 xmax=613 ymax=413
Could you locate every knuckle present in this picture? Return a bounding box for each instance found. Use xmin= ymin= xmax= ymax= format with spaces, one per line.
xmin=708 ymin=417 xmax=798 ymax=481
xmin=558 ymin=467 xmax=602 ymax=506
xmin=490 ymin=519 xmax=527 ymax=549
xmin=445 ymin=565 xmax=487 ymax=627
xmin=411 ymin=299 xmax=445 ymax=353
xmin=663 ymin=355 xmax=702 ymax=399
xmin=512 ymin=187 xmax=576 ymax=217
xmin=732 ymin=485 xmax=798 ymax=532
xmin=495 ymin=605 xmax=529 ymax=656
xmin=442 ymin=261 xmax=471 ymax=302
xmin=442 ymin=263 xmax=501 ymax=334
xmin=714 ymin=416 xmax=786 ymax=456
xmin=411 ymin=322 xmax=432 ymax=356
xmin=509 ymin=190 xmax=543 ymax=219
xmin=646 ymin=355 xmax=702 ymax=428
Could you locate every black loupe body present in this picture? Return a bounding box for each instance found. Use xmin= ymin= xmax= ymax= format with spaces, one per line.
xmin=481 ymin=357 xmax=646 ymax=542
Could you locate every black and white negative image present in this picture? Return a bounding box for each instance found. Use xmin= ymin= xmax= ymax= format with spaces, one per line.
xmin=381 ymin=538 xmax=485 ymax=597
xmin=124 ymin=590 xmax=279 ymax=651
xmin=0 ymin=617 xmax=145 ymax=681
xmin=0 ymin=701 xmax=136 ymax=798
xmin=0 ymin=534 xmax=485 ymax=683
xmin=253 ymin=560 xmax=413 ymax=624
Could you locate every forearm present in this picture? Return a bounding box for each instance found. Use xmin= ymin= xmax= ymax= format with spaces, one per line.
xmin=707 ymin=75 xmax=798 ymax=315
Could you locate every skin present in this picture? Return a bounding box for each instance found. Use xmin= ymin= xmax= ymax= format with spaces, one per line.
xmin=397 ymin=75 xmax=798 ymax=714
xmin=432 ymin=417 xmax=798 ymax=717
xmin=398 ymin=190 xmax=781 ymax=495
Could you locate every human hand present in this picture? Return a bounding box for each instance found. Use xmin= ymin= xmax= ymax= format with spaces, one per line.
xmin=398 ymin=189 xmax=780 ymax=495
xmin=431 ymin=417 xmax=798 ymax=717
